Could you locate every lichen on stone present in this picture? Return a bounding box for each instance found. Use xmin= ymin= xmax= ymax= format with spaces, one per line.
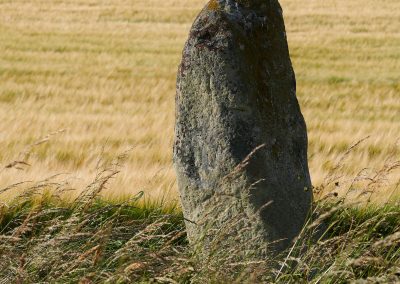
xmin=207 ymin=0 xmax=220 ymax=11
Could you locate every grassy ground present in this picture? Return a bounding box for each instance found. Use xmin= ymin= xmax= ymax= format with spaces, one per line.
xmin=0 ymin=183 xmax=399 ymax=283
xmin=0 ymin=0 xmax=399 ymax=201
xmin=0 ymin=154 xmax=398 ymax=283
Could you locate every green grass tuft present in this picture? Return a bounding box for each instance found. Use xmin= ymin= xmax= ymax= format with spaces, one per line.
xmin=0 ymin=192 xmax=399 ymax=283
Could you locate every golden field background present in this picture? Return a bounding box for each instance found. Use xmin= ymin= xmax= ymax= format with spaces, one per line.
xmin=0 ymin=0 xmax=399 ymax=202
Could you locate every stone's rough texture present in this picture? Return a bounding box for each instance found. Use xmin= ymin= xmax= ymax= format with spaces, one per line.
xmin=174 ymin=0 xmax=313 ymax=254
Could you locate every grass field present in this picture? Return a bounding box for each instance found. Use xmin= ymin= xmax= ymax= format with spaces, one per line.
xmin=0 ymin=0 xmax=399 ymax=202
xmin=0 ymin=186 xmax=399 ymax=283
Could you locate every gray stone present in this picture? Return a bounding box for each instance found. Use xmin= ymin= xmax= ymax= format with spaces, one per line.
xmin=173 ymin=0 xmax=313 ymax=255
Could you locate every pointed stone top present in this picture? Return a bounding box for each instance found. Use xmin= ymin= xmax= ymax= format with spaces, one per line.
xmin=206 ymin=0 xmax=279 ymax=12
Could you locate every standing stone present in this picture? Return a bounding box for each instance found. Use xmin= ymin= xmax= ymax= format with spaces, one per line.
xmin=173 ymin=0 xmax=313 ymax=255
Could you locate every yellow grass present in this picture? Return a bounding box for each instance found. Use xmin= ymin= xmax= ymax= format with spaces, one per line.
xmin=0 ymin=0 xmax=399 ymax=202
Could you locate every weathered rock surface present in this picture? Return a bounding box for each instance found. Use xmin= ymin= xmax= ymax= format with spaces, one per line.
xmin=173 ymin=0 xmax=313 ymax=255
